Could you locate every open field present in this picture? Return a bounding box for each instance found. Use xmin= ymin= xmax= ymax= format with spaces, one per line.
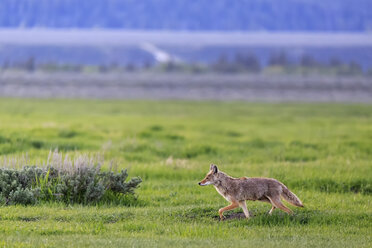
xmin=0 ymin=99 xmax=371 ymax=247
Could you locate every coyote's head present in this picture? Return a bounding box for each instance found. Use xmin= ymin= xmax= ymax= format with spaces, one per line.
xmin=198 ymin=164 xmax=219 ymax=186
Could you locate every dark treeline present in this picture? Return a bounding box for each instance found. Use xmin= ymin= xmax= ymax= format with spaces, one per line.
xmin=0 ymin=0 xmax=371 ymax=31
xmin=2 ymin=52 xmax=370 ymax=77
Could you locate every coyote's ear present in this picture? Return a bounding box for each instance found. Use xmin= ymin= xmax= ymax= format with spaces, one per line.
xmin=210 ymin=164 xmax=218 ymax=174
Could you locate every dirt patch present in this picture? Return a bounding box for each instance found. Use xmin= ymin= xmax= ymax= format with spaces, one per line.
xmin=213 ymin=211 xmax=255 ymax=221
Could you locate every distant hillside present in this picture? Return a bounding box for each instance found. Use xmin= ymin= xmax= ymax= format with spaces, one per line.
xmin=1 ymin=0 xmax=372 ymax=31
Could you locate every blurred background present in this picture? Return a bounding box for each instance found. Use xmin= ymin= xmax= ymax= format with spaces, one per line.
xmin=0 ymin=0 xmax=371 ymax=102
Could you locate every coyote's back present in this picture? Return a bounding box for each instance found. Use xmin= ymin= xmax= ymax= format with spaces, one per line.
xmin=239 ymin=177 xmax=304 ymax=207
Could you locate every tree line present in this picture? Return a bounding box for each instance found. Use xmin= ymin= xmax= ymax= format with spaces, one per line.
xmin=1 ymin=52 xmax=370 ymax=77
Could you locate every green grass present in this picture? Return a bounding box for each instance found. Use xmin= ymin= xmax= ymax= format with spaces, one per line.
xmin=0 ymin=98 xmax=371 ymax=247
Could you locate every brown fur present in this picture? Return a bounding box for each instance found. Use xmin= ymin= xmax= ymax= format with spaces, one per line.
xmin=199 ymin=164 xmax=304 ymax=220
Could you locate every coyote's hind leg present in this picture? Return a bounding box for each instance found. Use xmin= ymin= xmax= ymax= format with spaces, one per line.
xmin=259 ymin=196 xmax=276 ymax=215
xmin=268 ymin=205 xmax=276 ymax=215
xmin=267 ymin=196 xmax=293 ymax=215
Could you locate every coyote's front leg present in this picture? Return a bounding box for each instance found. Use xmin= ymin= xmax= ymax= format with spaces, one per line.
xmin=218 ymin=202 xmax=239 ymax=220
xmin=239 ymin=201 xmax=250 ymax=218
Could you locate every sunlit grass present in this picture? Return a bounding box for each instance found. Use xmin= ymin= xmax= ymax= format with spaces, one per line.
xmin=0 ymin=98 xmax=371 ymax=247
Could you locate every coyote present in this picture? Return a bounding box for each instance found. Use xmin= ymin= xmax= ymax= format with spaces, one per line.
xmin=198 ymin=164 xmax=304 ymax=220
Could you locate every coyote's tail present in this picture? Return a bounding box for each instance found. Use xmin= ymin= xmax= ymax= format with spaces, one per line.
xmin=281 ymin=186 xmax=304 ymax=207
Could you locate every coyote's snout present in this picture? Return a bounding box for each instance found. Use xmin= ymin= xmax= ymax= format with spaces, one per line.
xmin=199 ymin=164 xmax=304 ymax=220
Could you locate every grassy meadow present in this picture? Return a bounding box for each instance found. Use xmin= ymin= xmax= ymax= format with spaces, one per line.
xmin=0 ymin=98 xmax=371 ymax=247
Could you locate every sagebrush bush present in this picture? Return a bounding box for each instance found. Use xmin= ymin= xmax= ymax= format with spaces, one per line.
xmin=0 ymin=152 xmax=142 ymax=205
